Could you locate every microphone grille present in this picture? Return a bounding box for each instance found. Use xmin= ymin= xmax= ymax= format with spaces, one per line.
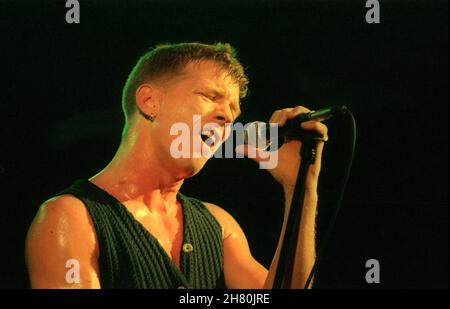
xmin=244 ymin=121 xmax=272 ymax=150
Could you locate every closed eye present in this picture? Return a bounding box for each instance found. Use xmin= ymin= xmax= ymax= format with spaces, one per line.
xmin=198 ymin=92 xmax=216 ymax=101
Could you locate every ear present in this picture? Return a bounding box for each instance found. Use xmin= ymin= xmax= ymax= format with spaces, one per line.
xmin=135 ymin=84 xmax=161 ymax=117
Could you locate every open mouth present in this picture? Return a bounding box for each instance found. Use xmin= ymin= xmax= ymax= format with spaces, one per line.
xmin=200 ymin=130 xmax=217 ymax=148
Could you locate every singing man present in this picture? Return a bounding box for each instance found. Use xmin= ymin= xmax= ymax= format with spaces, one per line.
xmin=25 ymin=42 xmax=328 ymax=288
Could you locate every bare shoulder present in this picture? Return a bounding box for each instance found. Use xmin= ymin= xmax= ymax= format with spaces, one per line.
xmin=26 ymin=194 xmax=96 ymax=241
xmin=203 ymin=202 xmax=243 ymax=240
xmin=25 ymin=194 xmax=100 ymax=288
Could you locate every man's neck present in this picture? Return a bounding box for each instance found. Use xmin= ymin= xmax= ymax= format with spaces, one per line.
xmin=89 ymin=137 xmax=184 ymax=215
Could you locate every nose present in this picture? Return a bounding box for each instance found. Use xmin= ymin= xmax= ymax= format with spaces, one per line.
xmin=214 ymin=113 xmax=228 ymax=124
xmin=214 ymin=100 xmax=234 ymax=124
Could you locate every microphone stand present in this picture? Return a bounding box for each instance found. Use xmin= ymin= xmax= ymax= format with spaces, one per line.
xmin=272 ymin=131 xmax=319 ymax=289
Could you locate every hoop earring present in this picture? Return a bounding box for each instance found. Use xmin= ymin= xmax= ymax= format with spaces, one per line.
xmin=138 ymin=108 xmax=156 ymax=122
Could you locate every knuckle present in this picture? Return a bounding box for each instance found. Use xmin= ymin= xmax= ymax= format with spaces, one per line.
xmin=281 ymin=108 xmax=293 ymax=115
xmin=293 ymin=105 xmax=310 ymax=115
xmin=296 ymin=105 xmax=310 ymax=110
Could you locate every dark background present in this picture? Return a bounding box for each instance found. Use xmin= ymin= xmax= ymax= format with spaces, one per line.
xmin=0 ymin=0 xmax=447 ymax=288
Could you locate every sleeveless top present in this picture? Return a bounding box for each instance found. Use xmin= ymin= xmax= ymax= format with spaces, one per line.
xmin=56 ymin=179 xmax=225 ymax=289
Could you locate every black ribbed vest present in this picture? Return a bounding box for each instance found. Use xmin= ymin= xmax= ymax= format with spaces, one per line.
xmin=56 ymin=179 xmax=225 ymax=289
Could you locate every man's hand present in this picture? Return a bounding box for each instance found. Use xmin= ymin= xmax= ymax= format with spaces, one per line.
xmin=235 ymin=105 xmax=326 ymax=288
xmin=236 ymin=105 xmax=328 ymax=192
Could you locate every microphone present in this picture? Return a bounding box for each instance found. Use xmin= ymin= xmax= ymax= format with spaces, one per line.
xmin=243 ymin=105 xmax=347 ymax=150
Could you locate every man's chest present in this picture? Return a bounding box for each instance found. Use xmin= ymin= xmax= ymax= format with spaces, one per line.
xmin=123 ymin=202 xmax=184 ymax=268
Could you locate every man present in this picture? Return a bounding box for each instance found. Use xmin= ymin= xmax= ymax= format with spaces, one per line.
xmin=25 ymin=42 xmax=328 ymax=288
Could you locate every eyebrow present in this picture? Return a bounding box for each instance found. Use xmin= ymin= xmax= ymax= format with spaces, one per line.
xmin=200 ymin=85 xmax=241 ymax=118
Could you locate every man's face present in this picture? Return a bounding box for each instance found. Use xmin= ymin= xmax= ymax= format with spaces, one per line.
xmin=151 ymin=60 xmax=241 ymax=179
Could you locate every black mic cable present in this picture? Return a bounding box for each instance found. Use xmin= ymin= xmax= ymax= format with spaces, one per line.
xmin=304 ymin=108 xmax=356 ymax=288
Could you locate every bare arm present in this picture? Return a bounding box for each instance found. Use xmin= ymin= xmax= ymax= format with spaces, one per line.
xmin=233 ymin=105 xmax=326 ymax=289
xmin=264 ymin=188 xmax=318 ymax=289
xmin=205 ymin=203 xmax=268 ymax=289
xmin=25 ymin=195 xmax=101 ymax=288
xmin=264 ymin=134 xmax=324 ymax=289
xmin=205 ymin=187 xmax=317 ymax=289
